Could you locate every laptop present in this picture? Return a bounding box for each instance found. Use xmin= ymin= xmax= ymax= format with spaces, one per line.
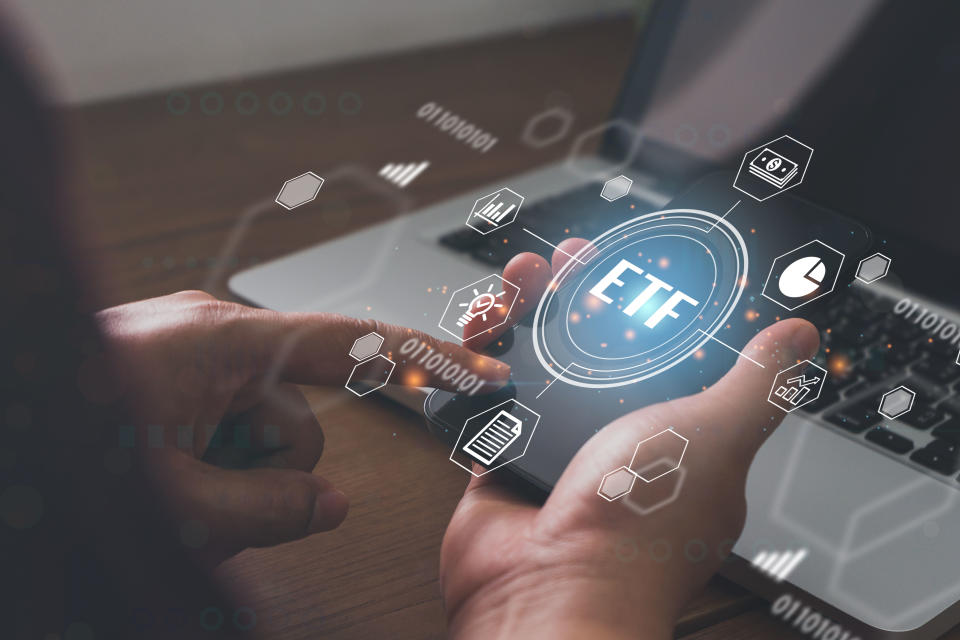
xmin=230 ymin=0 xmax=960 ymax=636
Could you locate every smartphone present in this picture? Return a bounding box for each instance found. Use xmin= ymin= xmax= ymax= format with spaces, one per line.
xmin=425 ymin=172 xmax=873 ymax=496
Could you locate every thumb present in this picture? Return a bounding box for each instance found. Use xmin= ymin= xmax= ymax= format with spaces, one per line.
xmin=680 ymin=318 xmax=821 ymax=463
xmin=150 ymin=450 xmax=348 ymax=552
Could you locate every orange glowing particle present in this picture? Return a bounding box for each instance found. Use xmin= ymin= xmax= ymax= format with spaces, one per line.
xmin=600 ymin=342 xmax=608 ymax=348
xmin=658 ymin=257 xmax=670 ymax=269
xmin=625 ymin=329 xmax=636 ymax=340
xmin=619 ymin=398 xmax=625 ymax=403
xmin=503 ymin=238 xmax=509 ymax=243
xmin=693 ymin=349 xmax=705 ymax=360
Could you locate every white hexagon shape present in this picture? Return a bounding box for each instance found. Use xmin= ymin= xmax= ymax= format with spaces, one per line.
xmin=623 ymin=466 xmax=687 ymax=516
xmin=855 ymin=253 xmax=892 ymax=284
xmin=878 ymin=385 xmax=916 ymax=420
xmin=345 ymin=354 xmax=395 ymax=397
xmin=629 ymin=428 xmax=688 ymax=483
xmin=466 ymin=187 xmax=524 ymax=235
xmin=349 ymin=332 xmax=384 ymax=361
xmin=521 ymin=106 xmax=573 ymax=149
xmin=275 ymin=171 xmax=324 ymax=210
xmin=767 ymin=360 xmax=827 ymax=413
xmin=598 ymin=466 xmax=637 ymax=501
xmin=600 ymin=175 xmax=633 ymax=202
xmin=733 ymin=135 xmax=813 ymax=201
xmin=761 ymin=239 xmax=846 ymax=311
xmin=565 ymin=118 xmax=643 ymax=180
xmin=449 ymin=399 xmax=541 ymax=477
xmin=438 ymin=274 xmax=520 ymax=342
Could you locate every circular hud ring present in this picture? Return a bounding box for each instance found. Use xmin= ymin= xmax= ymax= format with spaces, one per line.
xmin=531 ymin=209 xmax=748 ymax=389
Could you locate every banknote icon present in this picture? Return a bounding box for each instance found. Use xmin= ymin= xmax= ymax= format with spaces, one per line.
xmin=733 ymin=135 xmax=813 ymax=202
xmin=749 ymin=148 xmax=798 ymax=188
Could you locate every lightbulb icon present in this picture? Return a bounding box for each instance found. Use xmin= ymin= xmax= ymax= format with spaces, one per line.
xmin=456 ymin=284 xmax=506 ymax=328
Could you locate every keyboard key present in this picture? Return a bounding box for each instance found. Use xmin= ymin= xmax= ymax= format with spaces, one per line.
xmin=866 ymin=426 xmax=914 ymax=454
xmin=932 ymin=417 xmax=960 ymax=442
xmin=911 ymin=440 xmax=960 ymax=474
xmin=899 ymin=405 xmax=947 ymax=430
xmin=912 ymin=357 xmax=960 ymax=385
xmin=825 ymin=404 xmax=882 ymax=433
xmin=439 ymin=227 xmax=485 ymax=251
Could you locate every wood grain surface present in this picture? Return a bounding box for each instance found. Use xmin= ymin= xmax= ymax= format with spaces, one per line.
xmin=59 ymin=14 xmax=960 ymax=640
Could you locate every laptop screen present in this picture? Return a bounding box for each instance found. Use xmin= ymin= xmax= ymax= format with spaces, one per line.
xmin=606 ymin=0 xmax=960 ymax=302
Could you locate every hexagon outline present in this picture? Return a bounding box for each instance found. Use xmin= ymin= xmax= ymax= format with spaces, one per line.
xmin=275 ymin=171 xmax=324 ymax=211
xmin=349 ymin=331 xmax=384 ymax=361
xmin=521 ymin=105 xmax=574 ymax=149
xmin=623 ymin=466 xmax=688 ymax=516
xmin=855 ymin=252 xmax=892 ymax=284
xmin=733 ymin=135 xmax=813 ymax=202
xmin=629 ymin=428 xmax=689 ymax=483
xmin=767 ymin=360 xmax=827 ymax=413
xmin=761 ymin=239 xmax=846 ymax=311
xmin=877 ymin=385 xmax=916 ymax=420
xmin=344 ymin=354 xmax=395 ymax=397
xmin=438 ymin=274 xmax=520 ymax=342
xmin=598 ymin=466 xmax=637 ymax=502
xmin=466 ymin=187 xmax=524 ymax=235
xmin=564 ymin=118 xmax=643 ymax=180
xmin=600 ymin=175 xmax=633 ymax=202
xmin=449 ymin=398 xmax=541 ymax=477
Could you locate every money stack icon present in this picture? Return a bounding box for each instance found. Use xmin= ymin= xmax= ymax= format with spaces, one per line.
xmin=749 ymin=148 xmax=798 ymax=188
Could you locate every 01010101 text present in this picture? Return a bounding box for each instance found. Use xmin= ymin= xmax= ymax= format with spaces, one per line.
xmin=416 ymin=102 xmax=498 ymax=153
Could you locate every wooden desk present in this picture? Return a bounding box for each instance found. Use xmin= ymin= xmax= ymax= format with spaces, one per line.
xmin=64 ymin=16 xmax=958 ymax=640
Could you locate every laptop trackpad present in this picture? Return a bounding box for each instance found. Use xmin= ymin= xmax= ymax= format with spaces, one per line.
xmin=738 ymin=415 xmax=960 ymax=631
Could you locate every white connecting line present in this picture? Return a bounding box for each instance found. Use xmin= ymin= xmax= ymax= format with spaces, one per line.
xmin=522 ymin=227 xmax=588 ymax=265
xmin=536 ymin=362 xmax=575 ymax=399
xmin=696 ymin=329 xmax=765 ymax=369
xmin=707 ymin=199 xmax=741 ymax=233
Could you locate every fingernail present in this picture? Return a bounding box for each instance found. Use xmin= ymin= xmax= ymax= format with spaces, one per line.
xmin=309 ymin=489 xmax=349 ymax=533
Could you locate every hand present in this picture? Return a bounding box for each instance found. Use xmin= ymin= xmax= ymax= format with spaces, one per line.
xmin=440 ymin=243 xmax=821 ymax=639
xmin=95 ymin=290 xmax=510 ymax=563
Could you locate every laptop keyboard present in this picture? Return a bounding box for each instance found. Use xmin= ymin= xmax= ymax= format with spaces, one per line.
xmin=804 ymin=292 xmax=960 ymax=483
xmin=439 ymin=187 xmax=960 ymax=484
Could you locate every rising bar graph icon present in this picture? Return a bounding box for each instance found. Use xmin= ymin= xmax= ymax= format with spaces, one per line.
xmin=468 ymin=187 xmax=524 ymax=233
xmin=378 ymin=161 xmax=430 ymax=188
xmin=751 ymin=548 xmax=808 ymax=582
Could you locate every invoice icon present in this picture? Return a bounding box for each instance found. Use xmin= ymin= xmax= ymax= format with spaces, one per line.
xmin=462 ymin=410 xmax=522 ymax=465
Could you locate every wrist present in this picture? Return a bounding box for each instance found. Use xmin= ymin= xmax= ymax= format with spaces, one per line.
xmin=445 ymin=568 xmax=674 ymax=640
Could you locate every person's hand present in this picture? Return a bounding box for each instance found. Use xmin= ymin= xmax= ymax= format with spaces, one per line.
xmin=440 ymin=243 xmax=821 ymax=639
xmin=94 ymin=291 xmax=511 ymax=563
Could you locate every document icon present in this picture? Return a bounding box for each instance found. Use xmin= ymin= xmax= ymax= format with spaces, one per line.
xmin=462 ymin=410 xmax=523 ymax=465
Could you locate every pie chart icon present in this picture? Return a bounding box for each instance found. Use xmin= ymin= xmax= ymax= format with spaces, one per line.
xmin=778 ymin=255 xmax=827 ymax=298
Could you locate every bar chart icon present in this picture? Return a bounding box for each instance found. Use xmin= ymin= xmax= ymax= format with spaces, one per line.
xmin=466 ymin=187 xmax=524 ymax=234
xmin=751 ymin=548 xmax=808 ymax=582
xmin=378 ymin=161 xmax=430 ymax=189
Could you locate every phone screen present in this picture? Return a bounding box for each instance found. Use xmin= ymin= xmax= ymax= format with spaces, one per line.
xmin=425 ymin=172 xmax=872 ymax=493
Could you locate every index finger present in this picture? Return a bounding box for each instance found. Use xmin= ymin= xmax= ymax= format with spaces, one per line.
xmin=225 ymin=309 xmax=511 ymax=395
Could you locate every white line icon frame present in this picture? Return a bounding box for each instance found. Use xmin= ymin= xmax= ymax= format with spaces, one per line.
xmin=466 ymin=187 xmax=524 ymax=235
xmin=733 ymin=135 xmax=813 ymax=202
xmin=449 ymin=399 xmax=541 ymax=477
xmin=761 ymin=239 xmax=846 ymax=311
xmin=438 ymin=274 xmax=520 ymax=343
